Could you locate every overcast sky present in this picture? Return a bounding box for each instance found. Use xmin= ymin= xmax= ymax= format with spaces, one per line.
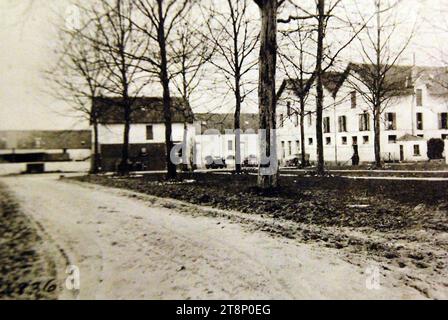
xmin=0 ymin=0 xmax=446 ymax=130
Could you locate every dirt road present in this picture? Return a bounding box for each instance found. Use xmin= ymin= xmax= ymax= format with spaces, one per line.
xmin=1 ymin=174 xmax=426 ymax=299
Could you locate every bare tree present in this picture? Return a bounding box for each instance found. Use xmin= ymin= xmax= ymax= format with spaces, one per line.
xmin=278 ymin=18 xmax=316 ymax=167
xmin=170 ymin=11 xmax=214 ymax=169
xmin=278 ymin=0 xmax=370 ymax=175
xmin=252 ymin=0 xmax=285 ymax=189
xmin=203 ymin=0 xmax=259 ymax=173
xmin=86 ymin=0 xmax=148 ymax=175
xmin=132 ymin=0 xmax=190 ymax=180
xmin=47 ymin=11 xmax=106 ymax=173
xmin=349 ymin=0 xmax=414 ymax=168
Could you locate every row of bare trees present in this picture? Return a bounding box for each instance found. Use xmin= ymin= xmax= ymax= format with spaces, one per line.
xmin=275 ymin=0 xmax=414 ymax=174
xmin=50 ymin=0 xmax=415 ymax=189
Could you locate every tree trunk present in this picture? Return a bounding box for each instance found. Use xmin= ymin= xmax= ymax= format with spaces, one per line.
xmin=119 ymin=101 xmax=131 ymax=175
xmin=234 ymin=81 xmax=242 ymax=173
xmin=315 ymin=0 xmax=325 ymax=175
xmin=374 ymin=106 xmax=382 ymax=168
xmin=158 ymin=3 xmax=176 ymax=180
xmin=91 ymin=119 xmax=100 ymax=174
xmin=300 ymin=97 xmax=306 ymax=167
xmin=182 ymin=121 xmax=188 ymax=171
xmin=255 ymin=0 xmax=278 ymax=189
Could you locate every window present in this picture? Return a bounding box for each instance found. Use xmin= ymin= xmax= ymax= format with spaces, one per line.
xmin=414 ymin=144 xmax=421 ymax=156
xmin=338 ymin=115 xmax=347 ymax=132
xmin=351 ymin=91 xmax=357 ymax=108
xmin=388 ymin=135 xmax=397 ymax=144
xmin=439 ymin=113 xmax=448 ymax=129
xmin=279 ymin=114 xmax=284 ymax=128
xmin=281 ymin=141 xmax=285 ymax=158
xmin=352 ymin=136 xmax=358 ymax=145
xmin=308 ymin=138 xmax=313 ymax=145
xmin=363 ymin=136 xmax=369 ymax=144
xmin=287 ymin=102 xmax=291 ymax=117
xmin=288 ymin=141 xmax=292 ymax=155
xmin=416 ymin=89 xmax=423 ymax=106
xmin=146 ymin=125 xmax=154 ymax=140
xmin=296 ymin=140 xmax=300 ymax=152
xmin=385 ymin=112 xmax=396 ymax=130
xmin=416 ymin=112 xmax=423 ymax=130
xmin=294 ymin=113 xmax=299 ymax=127
xmin=418 ymin=134 xmax=424 ymax=138
xmin=442 ymin=134 xmax=448 ymax=140
xmin=359 ymin=113 xmax=370 ymax=131
xmin=326 ymin=137 xmax=331 ymax=145
xmin=341 ymin=136 xmax=347 ymax=145
xmin=323 ymin=117 xmax=331 ymax=133
xmin=308 ymin=113 xmax=312 ymax=126
xmin=228 ymin=140 xmax=233 ymax=151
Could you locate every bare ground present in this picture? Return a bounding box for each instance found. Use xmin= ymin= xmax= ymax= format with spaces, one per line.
xmin=0 ymin=174 xmax=438 ymax=299
xmin=71 ymin=173 xmax=448 ymax=299
xmin=0 ymin=182 xmax=58 ymax=299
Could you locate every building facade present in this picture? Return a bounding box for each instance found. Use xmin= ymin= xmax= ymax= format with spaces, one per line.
xmin=276 ymin=64 xmax=448 ymax=165
xmin=94 ymin=97 xmax=195 ymax=171
xmin=193 ymin=113 xmax=258 ymax=168
xmin=0 ymin=130 xmax=91 ymax=162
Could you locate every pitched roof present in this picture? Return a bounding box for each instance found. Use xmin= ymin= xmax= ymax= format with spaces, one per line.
xmin=397 ymin=134 xmax=426 ymax=142
xmin=94 ymin=97 xmax=194 ymax=124
xmin=347 ymin=62 xmax=415 ymax=96
xmin=321 ymin=71 xmax=348 ymax=98
xmin=194 ymin=113 xmax=259 ymax=135
xmin=0 ymin=130 xmax=91 ymax=150
xmin=413 ymin=66 xmax=448 ymax=95
xmin=277 ymin=71 xmax=347 ymax=100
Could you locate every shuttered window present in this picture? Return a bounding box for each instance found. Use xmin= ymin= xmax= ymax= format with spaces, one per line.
xmin=338 ymin=115 xmax=347 ymax=132
xmin=359 ymin=113 xmax=370 ymax=131
xmin=385 ymin=112 xmax=397 ymax=130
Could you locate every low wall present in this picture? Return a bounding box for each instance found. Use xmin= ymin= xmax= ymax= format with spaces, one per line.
xmin=0 ymin=161 xmax=90 ymax=176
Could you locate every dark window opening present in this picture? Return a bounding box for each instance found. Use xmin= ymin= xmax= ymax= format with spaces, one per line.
xmin=416 ymin=112 xmax=423 ymax=130
xmin=323 ymin=117 xmax=331 ymax=133
xmin=146 ymin=125 xmax=154 ymax=140
xmin=439 ymin=113 xmax=448 ymax=129
xmin=351 ymin=91 xmax=357 ymax=108
xmin=414 ymin=144 xmax=421 ymax=156
xmin=388 ymin=135 xmax=397 ymax=144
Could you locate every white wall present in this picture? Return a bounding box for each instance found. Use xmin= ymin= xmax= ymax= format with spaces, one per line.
xmin=194 ymin=132 xmax=258 ymax=168
xmin=276 ymin=74 xmax=448 ymax=165
xmin=98 ymin=123 xmax=192 ymax=144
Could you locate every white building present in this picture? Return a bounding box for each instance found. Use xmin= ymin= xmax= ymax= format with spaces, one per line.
xmin=276 ymin=64 xmax=448 ymax=165
xmin=194 ymin=113 xmax=258 ymax=168
xmin=94 ymin=97 xmax=195 ymax=171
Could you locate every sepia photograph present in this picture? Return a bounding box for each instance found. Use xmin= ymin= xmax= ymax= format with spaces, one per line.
xmin=0 ymin=0 xmax=447 ymax=305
